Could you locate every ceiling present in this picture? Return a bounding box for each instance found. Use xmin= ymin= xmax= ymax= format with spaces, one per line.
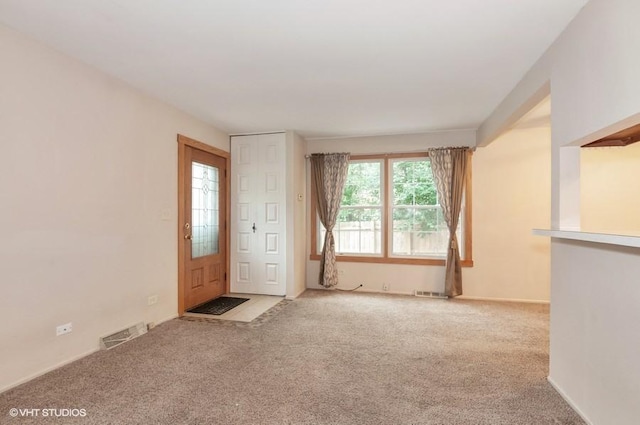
xmin=0 ymin=0 xmax=587 ymax=138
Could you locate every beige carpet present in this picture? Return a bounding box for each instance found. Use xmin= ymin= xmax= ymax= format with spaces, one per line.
xmin=1 ymin=290 xmax=584 ymax=424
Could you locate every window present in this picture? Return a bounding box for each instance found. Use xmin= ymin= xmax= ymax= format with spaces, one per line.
xmin=319 ymin=160 xmax=383 ymax=255
xmin=311 ymin=153 xmax=473 ymax=266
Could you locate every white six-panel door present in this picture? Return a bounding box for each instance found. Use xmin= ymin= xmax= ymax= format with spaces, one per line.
xmin=230 ymin=133 xmax=286 ymax=296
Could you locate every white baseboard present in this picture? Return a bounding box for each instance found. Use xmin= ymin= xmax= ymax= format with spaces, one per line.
xmin=308 ymin=284 xmax=549 ymax=304
xmin=327 ymin=286 xmax=415 ymax=296
xmin=0 ymin=347 xmax=99 ymax=394
xmin=156 ymin=313 xmax=179 ymax=326
xmin=547 ymin=376 xmax=593 ymax=425
xmin=352 ymin=288 xmax=414 ymax=296
xmin=286 ymin=288 xmax=306 ymax=300
xmin=457 ymin=295 xmax=550 ymax=304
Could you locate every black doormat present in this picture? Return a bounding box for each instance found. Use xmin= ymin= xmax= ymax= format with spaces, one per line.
xmin=187 ymin=297 xmax=250 ymax=315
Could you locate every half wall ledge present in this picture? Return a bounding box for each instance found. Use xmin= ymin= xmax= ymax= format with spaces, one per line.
xmin=533 ymin=229 xmax=640 ymax=249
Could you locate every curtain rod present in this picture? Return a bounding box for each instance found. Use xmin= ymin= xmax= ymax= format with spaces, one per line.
xmin=304 ymin=147 xmax=475 ymax=158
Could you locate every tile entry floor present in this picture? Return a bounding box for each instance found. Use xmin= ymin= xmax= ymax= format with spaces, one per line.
xmin=184 ymin=293 xmax=284 ymax=323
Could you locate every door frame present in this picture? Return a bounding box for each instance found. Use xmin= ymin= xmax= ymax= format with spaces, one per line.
xmin=177 ymin=134 xmax=231 ymax=316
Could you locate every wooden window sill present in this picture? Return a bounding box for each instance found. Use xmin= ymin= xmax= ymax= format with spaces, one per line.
xmin=309 ymin=254 xmax=474 ymax=267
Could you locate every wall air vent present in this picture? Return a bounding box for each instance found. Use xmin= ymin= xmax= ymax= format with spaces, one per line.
xmin=414 ymin=290 xmax=448 ymax=299
xmin=99 ymin=322 xmax=147 ymax=350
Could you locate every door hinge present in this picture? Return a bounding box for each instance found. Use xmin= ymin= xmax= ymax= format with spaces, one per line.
xmin=224 ymin=272 xmax=227 ymax=281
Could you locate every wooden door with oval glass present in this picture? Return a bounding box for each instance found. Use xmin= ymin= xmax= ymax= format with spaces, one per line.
xmin=181 ymin=144 xmax=227 ymax=311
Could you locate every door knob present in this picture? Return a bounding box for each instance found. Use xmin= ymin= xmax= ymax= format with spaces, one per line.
xmin=184 ymin=235 xmax=192 ymax=240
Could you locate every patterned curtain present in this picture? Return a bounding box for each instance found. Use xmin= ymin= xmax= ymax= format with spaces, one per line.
xmin=428 ymin=147 xmax=470 ymax=297
xmin=310 ymin=153 xmax=350 ymax=288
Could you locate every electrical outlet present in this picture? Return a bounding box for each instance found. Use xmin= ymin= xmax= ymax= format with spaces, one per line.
xmin=148 ymin=295 xmax=158 ymax=306
xmin=56 ymin=323 xmax=72 ymax=336
xmin=383 ymin=283 xmax=389 ymax=291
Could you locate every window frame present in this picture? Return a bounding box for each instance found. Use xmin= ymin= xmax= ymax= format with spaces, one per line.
xmin=310 ymin=152 xmax=473 ymax=267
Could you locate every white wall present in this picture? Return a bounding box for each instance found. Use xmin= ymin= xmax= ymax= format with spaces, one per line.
xmin=306 ymin=128 xmax=552 ymax=302
xmin=546 ymin=1 xmax=640 ymax=422
xmin=464 ymin=126 xmax=551 ymax=302
xmin=580 ymin=143 xmax=640 ymax=233
xmin=307 ymin=130 xmax=475 ymax=154
xmin=549 ymin=240 xmax=640 ymax=425
xmin=0 ymin=24 xmax=229 ymax=391
xmin=478 ymin=0 xmax=640 ymax=423
xmin=286 ymin=131 xmax=307 ymax=299
xmin=550 ymin=0 xmax=640 ymax=149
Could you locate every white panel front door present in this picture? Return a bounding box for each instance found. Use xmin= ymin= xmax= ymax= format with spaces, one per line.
xmin=230 ymin=133 xmax=286 ymax=296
